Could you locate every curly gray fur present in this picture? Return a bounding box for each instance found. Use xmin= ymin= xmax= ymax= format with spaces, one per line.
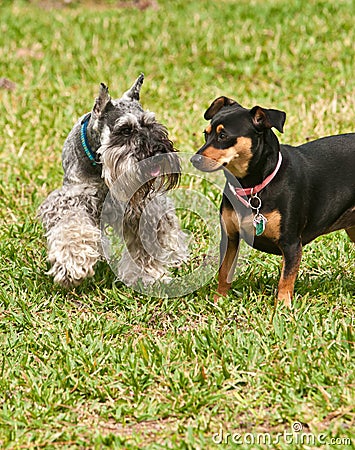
xmin=38 ymin=74 xmax=187 ymax=288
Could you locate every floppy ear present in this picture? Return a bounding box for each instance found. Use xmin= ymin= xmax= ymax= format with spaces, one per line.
xmin=122 ymin=73 xmax=144 ymax=101
xmin=250 ymin=106 xmax=286 ymax=133
xmin=204 ymin=96 xmax=240 ymax=120
xmin=93 ymin=83 xmax=111 ymax=117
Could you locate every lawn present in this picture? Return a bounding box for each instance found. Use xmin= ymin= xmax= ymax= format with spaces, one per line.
xmin=0 ymin=0 xmax=354 ymax=448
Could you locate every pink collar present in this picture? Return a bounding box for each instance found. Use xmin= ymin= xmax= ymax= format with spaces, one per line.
xmin=229 ymin=152 xmax=283 ymax=207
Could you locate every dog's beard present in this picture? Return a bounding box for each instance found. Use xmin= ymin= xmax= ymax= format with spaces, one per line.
xmin=99 ymin=140 xmax=181 ymax=208
xmin=99 ymin=144 xmax=136 ymax=191
xmin=145 ymin=152 xmax=181 ymax=193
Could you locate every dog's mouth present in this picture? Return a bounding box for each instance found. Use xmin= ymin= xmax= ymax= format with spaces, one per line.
xmin=150 ymin=164 xmax=161 ymax=178
xmin=139 ymin=162 xmax=163 ymax=180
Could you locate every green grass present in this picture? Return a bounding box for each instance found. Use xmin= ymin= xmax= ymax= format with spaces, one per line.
xmin=0 ymin=0 xmax=354 ymax=448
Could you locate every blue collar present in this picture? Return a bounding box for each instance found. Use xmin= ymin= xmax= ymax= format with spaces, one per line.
xmin=80 ymin=114 xmax=97 ymax=166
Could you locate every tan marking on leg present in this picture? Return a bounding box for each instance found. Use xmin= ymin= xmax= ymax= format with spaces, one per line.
xmin=215 ymin=239 xmax=238 ymax=301
xmin=215 ymin=210 xmax=240 ymax=302
xmin=278 ymin=245 xmax=302 ymax=307
xmin=278 ymin=276 xmax=297 ymax=308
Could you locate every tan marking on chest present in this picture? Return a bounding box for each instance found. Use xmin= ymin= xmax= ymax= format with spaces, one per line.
xmin=221 ymin=207 xmax=281 ymax=241
xmin=263 ymin=210 xmax=282 ymax=241
xmin=221 ymin=208 xmax=240 ymax=236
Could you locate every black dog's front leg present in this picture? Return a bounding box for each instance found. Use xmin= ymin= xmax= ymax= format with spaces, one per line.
xmin=215 ymin=227 xmax=240 ymax=302
xmin=278 ymin=240 xmax=303 ymax=307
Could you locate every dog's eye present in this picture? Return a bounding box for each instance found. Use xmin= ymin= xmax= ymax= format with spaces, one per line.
xmin=121 ymin=127 xmax=132 ymax=136
xmin=218 ymin=132 xmax=228 ymax=141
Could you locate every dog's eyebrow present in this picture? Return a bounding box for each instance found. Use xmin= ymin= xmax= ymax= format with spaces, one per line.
xmin=204 ymin=124 xmax=212 ymax=134
xmin=142 ymin=111 xmax=156 ymax=125
xmin=114 ymin=113 xmax=139 ymax=128
xmin=216 ymin=124 xmax=225 ymax=133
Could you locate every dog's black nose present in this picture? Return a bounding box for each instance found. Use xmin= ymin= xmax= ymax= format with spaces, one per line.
xmin=190 ymin=154 xmax=203 ymax=166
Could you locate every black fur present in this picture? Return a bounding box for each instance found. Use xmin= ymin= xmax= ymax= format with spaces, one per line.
xmin=191 ymin=97 xmax=355 ymax=305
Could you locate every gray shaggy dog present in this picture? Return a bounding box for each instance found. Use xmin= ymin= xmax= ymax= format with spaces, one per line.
xmin=38 ymin=74 xmax=187 ymax=288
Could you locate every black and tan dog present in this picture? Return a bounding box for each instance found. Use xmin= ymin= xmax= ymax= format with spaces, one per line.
xmin=191 ymin=96 xmax=355 ymax=306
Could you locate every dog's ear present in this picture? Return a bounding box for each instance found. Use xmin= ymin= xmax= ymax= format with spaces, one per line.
xmin=122 ymin=73 xmax=144 ymax=101
xmin=250 ymin=106 xmax=286 ymax=133
xmin=204 ymin=96 xmax=240 ymax=120
xmin=93 ymin=83 xmax=111 ymax=117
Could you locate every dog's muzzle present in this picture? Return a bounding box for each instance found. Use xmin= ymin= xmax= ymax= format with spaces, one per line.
xmin=190 ymin=154 xmax=221 ymax=172
xmin=190 ymin=154 xmax=204 ymax=167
